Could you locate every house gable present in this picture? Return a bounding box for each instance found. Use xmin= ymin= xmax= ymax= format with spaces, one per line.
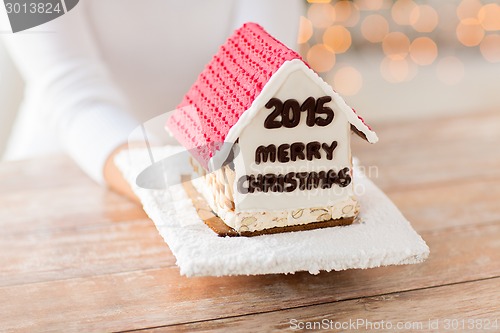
xmin=232 ymin=60 xmax=354 ymax=212
xmin=211 ymin=59 xmax=377 ymax=170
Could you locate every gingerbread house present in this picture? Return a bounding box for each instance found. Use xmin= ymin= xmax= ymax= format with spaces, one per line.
xmin=166 ymin=23 xmax=378 ymax=236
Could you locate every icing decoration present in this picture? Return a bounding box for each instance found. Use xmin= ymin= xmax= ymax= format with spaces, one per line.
xmin=237 ymin=167 xmax=352 ymax=194
xmin=255 ymin=141 xmax=338 ymax=164
xmin=221 ymin=59 xmax=377 ymax=174
xmin=232 ymin=65 xmax=355 ymax=212
xmin=263 ymin=96 xmax=334 ymax=129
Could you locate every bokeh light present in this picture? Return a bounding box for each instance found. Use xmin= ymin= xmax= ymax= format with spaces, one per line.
xmin=478 ymin=3 xmax=500 ymax=31
xmin=456 ymin=0 xmax=483 ymax=20
xmin=480 ymin=34 xmax=500 ymax=63
xmin=382 ymin=32 xmax=411 ymax=60
xmin=380 ymin=57 xmax=417 ymax=83
xmin=332 ymin=66 xmax=363 ymax=96
xmin=409 ymin=37 xmax=438 ymax=66
xmin=307 ymin=0 xmax=332 ymax=3
xmin=456 ymin=18 xmax=485 ymax=47
xmin=333 ymin=1 xmax=360 ymax=27
xmin=307 ymin=44 xmax=336 ymax=72
xmin=307 ymin=3 xmax=335 ymax=28
xmin=323 ymin=25 xmax=352 ymax=54
xmin=410 ymin=5 xmax=439 ymax=33
xmin=361 ymin=14 xmax=389 ymax=43
xmin=354 ymin=0 xmax=386 ymax=11
xmin=303 ymin=0 xmax=497 ymax=90
xmin=391 ymin=0 xmax=417 ymax=26
xmin=436 ymin=56 xmax=465 ymax=85
xmin=297 ymin=16 xmax=314 ymax=44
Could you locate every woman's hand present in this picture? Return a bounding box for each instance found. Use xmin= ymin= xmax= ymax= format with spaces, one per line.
xmin=103 ymin=143 xmax=140 ymax=204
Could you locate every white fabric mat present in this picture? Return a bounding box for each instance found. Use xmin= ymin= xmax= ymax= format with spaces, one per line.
xmin=116 ymin=146 xmax=429 ymax=277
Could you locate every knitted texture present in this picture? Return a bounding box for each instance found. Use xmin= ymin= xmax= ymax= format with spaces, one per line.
xmin=166 ymin=23 xmax=302 ymax=169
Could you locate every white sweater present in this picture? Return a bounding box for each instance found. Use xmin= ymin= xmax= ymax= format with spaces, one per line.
xmin=0 ymin=0 xmax=302 ymax=183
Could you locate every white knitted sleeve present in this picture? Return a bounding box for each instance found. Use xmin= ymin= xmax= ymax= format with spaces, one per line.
xmin=1 ymin=5 xmax=140 ymax=183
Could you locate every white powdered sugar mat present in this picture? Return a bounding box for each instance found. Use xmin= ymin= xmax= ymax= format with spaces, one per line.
xmin=116 ymin=146 xmax=429 ymax=277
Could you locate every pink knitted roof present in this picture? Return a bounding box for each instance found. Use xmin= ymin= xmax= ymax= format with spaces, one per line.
xmin=166 ymin=23 xmax=302 ymax=168
xmin=166 ymin=22 xmax=376 ymax=169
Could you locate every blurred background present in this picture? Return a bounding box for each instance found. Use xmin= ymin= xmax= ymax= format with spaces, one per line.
xmin=298 ymin=0 xmax=500 ymax=122
xmin=1 ymin=0 xmax=499 ymax=158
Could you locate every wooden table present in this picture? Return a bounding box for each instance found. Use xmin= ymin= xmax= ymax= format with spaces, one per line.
xmin=1 ymin=110 xmax=499 ymax=332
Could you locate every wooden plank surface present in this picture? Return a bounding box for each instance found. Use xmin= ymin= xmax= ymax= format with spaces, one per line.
xmin=0 ymin=110 xmax=499 ymax=332
xmin=351 ymin=110 xmax=500 ymax=189
xmin=1 ymin=221 xmax=499 ymax=332
xmin=150 ymin=277 xmax=500 ymax=332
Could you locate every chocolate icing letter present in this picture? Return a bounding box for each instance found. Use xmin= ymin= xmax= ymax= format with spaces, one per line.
xmin=255 ymin=141 xmax=338 ymax=164
xmin=264 ymin=96 xmax=334 ymax=129
xmin=237 ymin=167 xmax=352 ymax=194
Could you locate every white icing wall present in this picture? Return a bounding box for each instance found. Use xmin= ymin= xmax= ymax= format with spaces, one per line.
xmin=233 ymin=67 xmax=353 ymax=212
